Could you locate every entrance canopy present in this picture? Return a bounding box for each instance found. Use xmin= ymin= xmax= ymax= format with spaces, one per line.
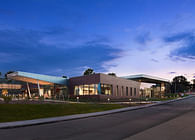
xmin=121 ymin=74 xmax=170 ymax=84
xmin=7 ymin=71 xmax=68 ymax=86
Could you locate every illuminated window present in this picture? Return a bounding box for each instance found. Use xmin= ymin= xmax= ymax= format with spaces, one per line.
xmin=2 ymin=89 xmax=8 ymax=95
xmin=83 ymin=85 xmax=89 ymax=95
xmin=74 ymin=84 xmax=98 ymax=95
xmin=0 ymin=84 xmax=21 ymax=89
xmin=101 ymin=84 xmax=112 ymax=95
xmin=74 ymin=84 xmax=113 ymax=96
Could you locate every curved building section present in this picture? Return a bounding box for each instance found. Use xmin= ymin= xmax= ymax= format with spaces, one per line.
xmin=7 ymin=71 xmax=68 ymax=99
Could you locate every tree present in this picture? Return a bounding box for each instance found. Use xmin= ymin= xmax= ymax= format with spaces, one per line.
xmin=83 ymin=68 xmax=94 ymax=76
xmin=192 ymin=79 xmax=195 ymax=92
xmin=193 ymin=79 xmax=195 ymax=84
xmin=62 ymin=75 xmax=67 ymax=78
xmin=5 ymin=71 xmax=15 ymax=79
xmin=171 ymin=76 xmax=190 ymax=93
xmin=108 ymin=73 xmax=117 ymax=77
xmin=0 ymin=72 xmax=1 ymax=77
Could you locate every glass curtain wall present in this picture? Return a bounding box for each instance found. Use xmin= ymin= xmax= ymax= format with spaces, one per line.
xmin=74 ymin=83 xmax=112 ymax=95
xmin=74 ymin=84 xmax=98 ymax=95
xmin=101 ymin=84 xmax=112 ymax=95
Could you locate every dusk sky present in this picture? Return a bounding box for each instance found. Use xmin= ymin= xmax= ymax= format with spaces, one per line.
xmin=1 ymin=0 xmax=195 ymax=80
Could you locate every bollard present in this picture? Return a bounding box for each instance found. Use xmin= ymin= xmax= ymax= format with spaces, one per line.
xmin=76 ymin=96 xmax=79 ymax=102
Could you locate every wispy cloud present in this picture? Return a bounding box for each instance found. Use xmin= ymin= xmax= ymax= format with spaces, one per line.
xmin=0 ymin=28 xmax=122 ymax=76
xmin=164 ymin=31 xmax=195 ymax=60
xmin=106 ymin=28 xmax=195 ymax=81
xmin=168 ymin=72 xmax=177 ymax=74
xmin=150 ymin=58 xmax=159 ymax=63
xmin=135 ymin=32 xmax=151 ymax=45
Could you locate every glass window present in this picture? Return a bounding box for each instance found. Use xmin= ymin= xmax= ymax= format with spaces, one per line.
xmin=126 ymin=87 xmax=128 ymax=96
xmin=74 ymin=86 xmax=79 ymax=95
xmin=74 ymin=84 xmax=98 ymax=95
xmin=74 ymin=85 xmax=84 ymax=95
xmin=121 ymin=86 xmax=124 ymax=96
xmin=130 ymin=87 xmax=132 ymax=96
xmin=89 ymin=84 xmax=97 ymax=95
xmin=134 ymin=88 xmax=136 ymax=96
xmin=100 ymin=84 xmax=112 ymax=95
xmin=83 ymin=85 xmax=88 ymax=95
xmin=111 ymin=85 xmax=113 ymax=95
xmin=116 ymin=85 xmax=119 ymax=96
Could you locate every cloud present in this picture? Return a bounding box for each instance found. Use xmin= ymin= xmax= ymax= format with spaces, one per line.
xmin=168 ymin=72 xmax=176 ymax=74
xmin=104 ymin=29 xmax=195 ymax=82
xmin=86 ymin=35 xmax=111 ymax=45
xmin=164 ymin=31 xmax=195 ymax=60
xmin=150 ymin=58 xmax=159 ymax=63
xmin=0 ymin=28 xmax=122 ymax=76
xmin=135 ymin=32 xmax=151 ymax=45
xmin=168 ymin=55 xmax=187 ymax=62
xmin=164 ymin=31 xmax=195 ymax=42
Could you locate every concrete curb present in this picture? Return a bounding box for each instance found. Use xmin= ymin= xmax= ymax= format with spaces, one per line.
xmin=0 ymin=95 xmax=193 ymax=129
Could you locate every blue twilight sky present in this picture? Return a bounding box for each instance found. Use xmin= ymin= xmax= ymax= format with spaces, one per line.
xmin=1 ymin=0 xmax=195 ymax=80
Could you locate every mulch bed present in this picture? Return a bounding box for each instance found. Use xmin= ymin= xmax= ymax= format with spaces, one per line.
xmin=0 ymin=100 xmax=66 ymax=104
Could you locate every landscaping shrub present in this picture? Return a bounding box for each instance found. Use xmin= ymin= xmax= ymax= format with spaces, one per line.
xmin=1 ymin=95 xmax=12 ymax=103
xmin=39 ymin=96 xmax=44 ymax=101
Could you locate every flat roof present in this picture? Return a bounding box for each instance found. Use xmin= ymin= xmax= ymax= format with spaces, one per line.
xmin=7 ymin=71 xmax=68 ymax=85
xmin=121 ymin=74 xmax=170 ymax=83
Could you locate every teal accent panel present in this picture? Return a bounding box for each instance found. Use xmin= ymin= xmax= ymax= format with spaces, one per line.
xmin=97 ymin=83 xmax=101 ymax=94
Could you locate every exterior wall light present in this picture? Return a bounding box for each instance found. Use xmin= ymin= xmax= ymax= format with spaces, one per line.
xmin=76 ymin=96 xmax=79 ymax=102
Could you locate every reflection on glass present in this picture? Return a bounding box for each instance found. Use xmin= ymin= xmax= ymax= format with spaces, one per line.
xmin=74 ymin=84 xmax=98 ymax=95
xmin=100 ymin=84 xmax=112 ymax=95
xmin=74 ymin=84 xmax=112 ymax=95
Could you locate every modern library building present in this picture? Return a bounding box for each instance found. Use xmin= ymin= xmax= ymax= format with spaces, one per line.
xmin=5 ymin=71 xmax=170 ymax=101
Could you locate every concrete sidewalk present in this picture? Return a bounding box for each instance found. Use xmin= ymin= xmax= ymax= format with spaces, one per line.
xmin=0 ymin=95 xmax=192 ymax=129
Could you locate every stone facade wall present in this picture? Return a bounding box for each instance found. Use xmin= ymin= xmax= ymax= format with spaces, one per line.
xmin=100 ymin=74 xmax=140 ymax=98
xmin=69 ymin=73 xmax=141 ymax=99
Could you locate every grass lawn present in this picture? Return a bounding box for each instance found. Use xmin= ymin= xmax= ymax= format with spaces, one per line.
xmin=0 ymin=103 xmax=126 ymax=123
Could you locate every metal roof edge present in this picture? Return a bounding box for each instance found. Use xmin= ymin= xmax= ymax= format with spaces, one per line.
xmin=121 ymin=74 xmax=170 ymax=83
